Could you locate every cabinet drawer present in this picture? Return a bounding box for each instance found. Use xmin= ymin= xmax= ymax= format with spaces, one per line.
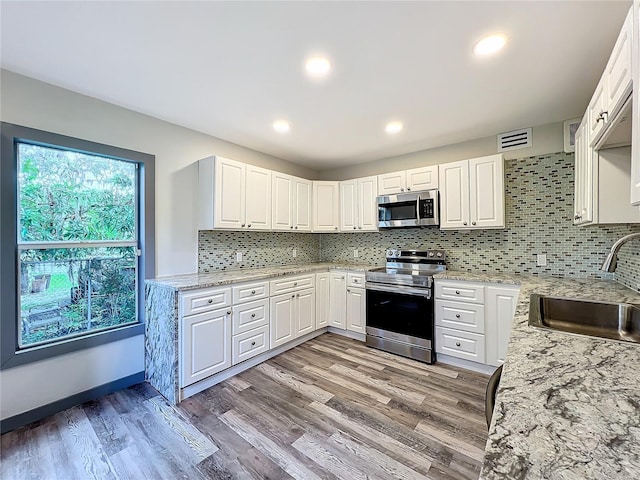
xmin=270 ymin=274 xmax=315 ymax=295
xmin=232 ymin=281 xmax=269 ymax=304
xmin=347 ymin=273 xmax=365 ymax=288
xmin=435 ymin=327 xmax=485 ymax=363
xmin=181 ymin=287 xmax=232 ymax=317
xmin=435 ymin=281 xmax=485 ymax=303
xmin=232 ymin=324 xmax=269 ymax=365
xmin=232 ymin=298 xmax=269 ymax=335
xmin=435 ymin=300 xmax=485 ymax=334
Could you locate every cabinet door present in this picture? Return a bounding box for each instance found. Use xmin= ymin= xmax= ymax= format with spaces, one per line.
xmin=181 ymin=308 xmax=231 ymax=387
xmin=293 ymin=178 xmax=312 ymax=231
xmin=315 ymin=273 xmax=330 ymax=329
xmin=406 ymin=166 xmax=439 ymax=191
xmin=358 ymin=176 xmax=378 ymax=231
xmin=469 ymin=154 xmax=504 ymax=229
xmin=485 ymin=286 xmax=520 ymax=367
xmin=245 ymin=165 xmax=271 ymax=230
xmin=606 ymin=8 xmax=633 ymax=119
xmin=272 ymin=172 xmax=293 ymax=230
xmin=631 ymin=0 xmax=640 ymax=205
xmin=329 ymin=272 xmax=347 ymax=329
xmin=574 ymin=119 xmax=593 ymax=225
xmin=340 ymin=180 xmax=358 ymax=231
xmin=270 ymin=293 xmax=295 ymax=348
xmin=214 ymin=157 xmax=245 ymax=229
xmin=377 ymin=171 xmax=406 ymax=195
xmin=587 ymin=76 xmax=607 ymax=144
xmin=313 ymin=182 xmax=340 ymax=232
xmin=346 ymin=287 xmax=365 ymax=334
xmin=439 ymin=160 xmax=469 ymax=229
xmin=296 ymin=288 xmax=316 ymax=337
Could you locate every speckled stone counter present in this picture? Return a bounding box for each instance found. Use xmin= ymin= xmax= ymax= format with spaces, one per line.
xmin=146 ymin=262 xmax=377 ymax=291
xmin=435 ymin=271 xmax=640 ymax=479
xmin=145 ymin=262 xmax=376 ymax=403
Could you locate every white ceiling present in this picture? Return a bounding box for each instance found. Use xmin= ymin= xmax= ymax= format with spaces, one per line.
xmin=0 ymin=1 xmax=632 ymax=170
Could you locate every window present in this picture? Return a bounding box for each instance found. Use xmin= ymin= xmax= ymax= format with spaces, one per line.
xmin=1 ymin=123 xmax=155 ymax=368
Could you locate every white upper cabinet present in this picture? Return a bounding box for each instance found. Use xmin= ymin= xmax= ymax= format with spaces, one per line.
xmin=630 ymin=0 xmax=640 ymax=204
xmin=406 ymin=166 xmax=439 ymax=191
xmin=378 ymin=166 xmax=438 ymax=195
xmin=340 ymin=176 xmax=378 ymax=232
xmin=439 ymin=154 xmax=504 ymax=230
xmin=589 ymin=7 xmax=633 ymax=148
xmin=199 ymin=156 xmax=271 ymax=230
xmin=312 ymin=181 xmax=340 ymax=232
xmin=273 ymin=173 xmax=311 ymax=232
xmin=573 ymin=115 xmax=593 ymax=225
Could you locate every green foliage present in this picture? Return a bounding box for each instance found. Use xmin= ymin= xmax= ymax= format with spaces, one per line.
xmin=18 ymin=143 xmax=136 ymax=245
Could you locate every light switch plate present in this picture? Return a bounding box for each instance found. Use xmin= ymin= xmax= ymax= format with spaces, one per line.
xmin=353 ymin=249 xmax=359 ymax=258
xmin=292 ymin=248 xmax=297 ymax=258
xmin=236 ymin=252 xmax=243 ymax=262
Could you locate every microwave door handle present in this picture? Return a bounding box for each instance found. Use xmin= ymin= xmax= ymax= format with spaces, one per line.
xmin=416 ymin=196 xmax=420 ymax=221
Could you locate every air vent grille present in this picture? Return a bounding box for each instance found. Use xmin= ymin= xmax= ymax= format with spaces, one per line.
xmin=497 ymin=128 xmax=532 ymax=152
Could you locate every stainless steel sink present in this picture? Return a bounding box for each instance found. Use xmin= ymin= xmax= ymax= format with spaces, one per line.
xmin=528 ymin=294 xmax=640 ymax=344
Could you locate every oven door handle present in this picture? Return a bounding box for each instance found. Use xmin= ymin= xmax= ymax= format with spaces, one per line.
xmin=365 ymin=282 xmax=432 ymax=298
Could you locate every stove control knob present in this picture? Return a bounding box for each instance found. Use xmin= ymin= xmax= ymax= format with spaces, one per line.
xmin=428 ymin=252 xmax=434 ymax=257
xmin=436 ymin=252 xmax=443 ymax=258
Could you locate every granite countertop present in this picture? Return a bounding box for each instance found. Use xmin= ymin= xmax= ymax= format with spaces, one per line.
xmin=145 ymin=262 xmax=378 ymax=291
xmin=436 ymin=270 xmax=640 ymax=479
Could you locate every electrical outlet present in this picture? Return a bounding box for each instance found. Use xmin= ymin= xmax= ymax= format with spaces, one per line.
xmin=537 ymin=254 xmax=547 ymax=267
xmin=292 ymin=248 xmax=297 ymax=258
xmin=353 ymin=249 xmax=359 ymax=258
xmin=236 ymin=252 xmax=243 ymax=263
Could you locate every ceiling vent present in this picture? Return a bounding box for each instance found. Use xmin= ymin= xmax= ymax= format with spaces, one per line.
xmin=497 ymin=128 xmax=532 ymax=152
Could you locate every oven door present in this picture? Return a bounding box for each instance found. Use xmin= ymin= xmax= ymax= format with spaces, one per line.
xmin=365 ymin=283 xmax=434 ymax=347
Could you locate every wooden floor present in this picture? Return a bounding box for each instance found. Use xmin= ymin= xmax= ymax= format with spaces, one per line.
xmin=1 ymin=333 xmax=490 ymax=479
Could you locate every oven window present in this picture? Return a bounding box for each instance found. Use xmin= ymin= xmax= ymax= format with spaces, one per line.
xmin=378 ymin=201 xmax=417 ymax=221
xmin=366 ymin=289 xmax=433 ymax=340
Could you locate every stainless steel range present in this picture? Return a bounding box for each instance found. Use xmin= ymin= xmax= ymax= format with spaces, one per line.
xmin=365 ymin=248 xmax=446 ymax=364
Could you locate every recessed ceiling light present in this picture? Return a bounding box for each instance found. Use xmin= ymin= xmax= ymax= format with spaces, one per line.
xmin=385 ymin=121 xmax=403 ymax=134
xmin=473 ymin=34 xmax=507 ymax=56
xmin=305 ymin=56 xmax=331 ymax=77
xmin=273 ymin=120 xmax=290 ymax=133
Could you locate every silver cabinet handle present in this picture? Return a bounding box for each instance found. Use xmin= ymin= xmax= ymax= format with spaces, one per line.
xmin=341 ymin=276 xmax=345 ymax=280
xmin=295 ymin=226 xmax=298 ymax=229
xmin=226 ymin=310 xmax=231 ymax=315
xmin=407 ymin=187 xmax=411 ymax=191
xmin=347 ymin=288 xmax=351 ymax=293
xmin=251 ymin=313 xmax=256 ymax=318
xmin=463 ymin=222 xmax=467 ymax=226
xmin=293 ymin=282 xmax=298 ymax=286
xmin=596 ymin=111 xmax=608 ymax=123
xmin=400 ymin=188 xmax=404 ymax=192
xmin=207 ymin=299 xmax=213 ymax=304
xmin=455 ymin=314 xmax=461 ymax=318
xmin=358 ymin=226 xmax=362 ymax=229
xmin=251 ymin=341 xmax=256 ymax=346
xmin=290 ymin=225 xmax=294 ymax=229
xmin=251 ymin=290 xmax=256 ymax=294
xmin=335 ymin=226 xmax=338 ymax=230
xmin=456 ymin=342 xmax=461 ymax=347
xmin=241 ymin=224 xmax=245 ymax=227
xmin=472 ymin=222 xmax=476 ymax=226
xmin=296 ymin=293 xmax=300 ymax=298
xmin=248 ymin=224 xmax=252 ymax=227
xmin=455 ymin=290 xmax=460 ymax=294
xmin=353 ymin=226 xmax=356 ymax=230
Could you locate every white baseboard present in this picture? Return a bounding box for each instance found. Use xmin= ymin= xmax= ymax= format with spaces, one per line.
xmin=436 ymin=353 xmax=498 ymax=375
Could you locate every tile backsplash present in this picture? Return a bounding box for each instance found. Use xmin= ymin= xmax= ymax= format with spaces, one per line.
xmin=199 ymin=152 xmax=640 ymax=290
xmin=198 ymin=231 xmax=319 ymax=272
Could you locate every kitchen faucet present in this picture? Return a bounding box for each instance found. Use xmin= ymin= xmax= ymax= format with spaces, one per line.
xmin=600 ymin=232 xmax=640 ymax=272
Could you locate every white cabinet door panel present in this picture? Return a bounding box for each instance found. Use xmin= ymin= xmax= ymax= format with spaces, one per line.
xmin=358 ymin=176 xmax=378 ymax=231
xmin=313 ymin=182 xmax=340 ymax=232
xmin=232 ymin=325 xmax=269 ymax=365
xmin=245 ymin=165 xmax=271 ymax=230
xmin=346 ymin=287 xmax=365 ymax=334
xmin=232 ymin=298 xmax=269 ymax=335
xmin=485 ymin=286 xmax=520 ymax=367
xmin=316 ymin=273 xmax=330 ymax=329
xmin=181 ymin=309 xmax=231 ymax=387
xmin=272 ymin=172 xmax=293 ymax=230
xmin=296 ymin=288 xmax=316 ymax=337
xmin=294 ymin=178 xmax=312 ymax=231
xmin=406 ymin=166 xmax=438 ymax=191
xmin=340 ymin=180 xmax=358 ymax=231
xmin=214 ymin=157 xmax=245 ymax=229
xmin=439 ymin=160 xmax=469 ymax=229
xmin=270 ymin=293 xmax=295 ymax=348
xmin=329 ymin=272 xmax=347 ymax=328
xmin=469 ymin=155 xmax=504 ymax=228
xmin=377 ymin=171 xmax=406 ymax=195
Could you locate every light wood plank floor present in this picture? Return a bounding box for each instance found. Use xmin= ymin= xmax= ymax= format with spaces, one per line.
xmin=1 ymin=333 xmax=490 ymax=479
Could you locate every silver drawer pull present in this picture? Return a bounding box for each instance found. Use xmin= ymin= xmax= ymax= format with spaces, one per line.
xmin=455 ymin=290 xmax=460 ymax=294
xmin=251 ymin=313 xmax=256 ymax=318
xmin=455 ymin=314 xmax=461 ymax=318
xmin=294 ymin=282 xmax=298 ymax=286
xmin=251 ymin=341 xmax=256 ymax=346
xmin=208 ymin=299 xmax=213 ymax=304
xmin=226 ymin=310 xmax=231 ymax=315
xmin=456 ymin=342 xmax=461 ymax=347
xmin=251 ymin=290 xmax=256 ymax=294
xmin=292 ymin=294 xmax=295 ymax=298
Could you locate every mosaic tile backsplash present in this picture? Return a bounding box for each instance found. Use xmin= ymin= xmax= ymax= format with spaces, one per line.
xmin=199 ymin=152 xmax=640 ymax=290
xmin=198 ymin=231 xmax=320 ymax=272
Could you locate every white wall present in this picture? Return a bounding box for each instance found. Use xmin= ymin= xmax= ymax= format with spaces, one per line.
xmin=318 ymin=122 xmax=564 ymax=180
xmin=0 ymin=69 xmax=317 ymax=420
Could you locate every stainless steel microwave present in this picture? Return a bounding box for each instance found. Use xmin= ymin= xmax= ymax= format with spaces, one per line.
xmin=377 ymin=189 xmax=439 ymax=228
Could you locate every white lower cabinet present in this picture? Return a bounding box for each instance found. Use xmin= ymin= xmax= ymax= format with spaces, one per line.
xmin=346 ymin=286 xmax=365 ymax=334
xmin=315 ymin=273 xmax=330 ymax=329
xmin=270 ymin=287 xmax=316 ymax=348
xmin=435 ymin=279 xmax=519 ymax=369
xmin=329 ymin=272 xmax=347 ymax=328
xmin=232 ymin=324 xmax=269 ymax=365
xmin=181 ymin=307 xmax=232 ymax=387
